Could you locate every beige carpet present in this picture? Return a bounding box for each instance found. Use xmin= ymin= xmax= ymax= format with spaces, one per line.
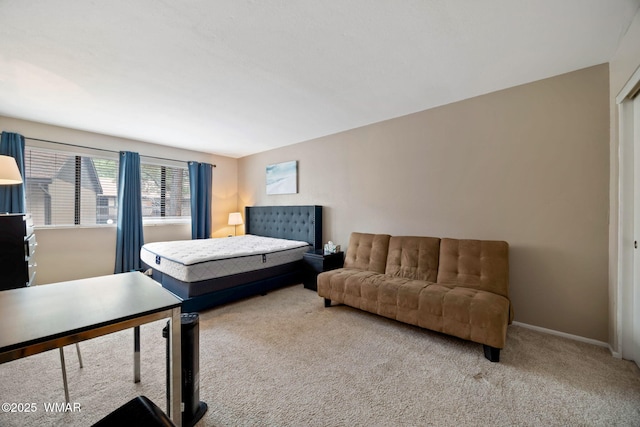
xmin=1 ymin=284 xmax=639 ymax=427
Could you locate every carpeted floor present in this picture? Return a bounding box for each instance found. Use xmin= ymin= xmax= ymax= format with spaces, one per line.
xmin=1 ymin=284 xmax=639 ymax=427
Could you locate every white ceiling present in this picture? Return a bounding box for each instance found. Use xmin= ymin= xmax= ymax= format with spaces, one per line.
xmin=0 ymin=1 xmax=638 ymax=158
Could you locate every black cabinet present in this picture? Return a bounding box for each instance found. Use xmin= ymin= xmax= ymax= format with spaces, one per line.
xmin=0 ymin=213 xmax=36 ymax=290
xmin=303 ymin=250 xmax=344 ymax=291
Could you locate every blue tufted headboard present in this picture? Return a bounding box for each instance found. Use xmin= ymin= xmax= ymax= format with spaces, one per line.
xmin=245 ymin=205 xmax=322 ymax=250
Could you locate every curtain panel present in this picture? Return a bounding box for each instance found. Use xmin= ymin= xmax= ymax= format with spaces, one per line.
xmin=188 ymin=161 xmax=212 ymax=239
xmin=115 ymin=151 xmax=144 ymax=273
xmin=0 ymin=132 xmax=26 ymax=213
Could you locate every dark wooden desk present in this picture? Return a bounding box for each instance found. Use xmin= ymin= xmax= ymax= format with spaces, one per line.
xmin=0 ymin=272 xmax=183 ymax=426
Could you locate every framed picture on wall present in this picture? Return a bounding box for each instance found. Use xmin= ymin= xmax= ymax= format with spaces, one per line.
xmin=266 ymin=160 xmax=297 ymax=195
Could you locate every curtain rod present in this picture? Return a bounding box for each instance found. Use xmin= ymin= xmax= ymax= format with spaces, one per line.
xmin=25 ymin=137 xmax=216 ymax=167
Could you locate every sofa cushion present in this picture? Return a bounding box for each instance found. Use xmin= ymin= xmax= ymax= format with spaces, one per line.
xmin=385 ymin=236 xmax=440 ymax=282
xmin=320 ymin=268 xmax=428 ymax=318
xmin=317 ymin=267 xmax=384 ymax=307
xmin=436 ymin=238 xmax=509 ymax=299
xmin=440 ymin=286 xmax=510 ymax=349
xmin=343 ymin=232 xmax=391 ymax=273
xmin=411 ymin=284 xmax=510 ymax=348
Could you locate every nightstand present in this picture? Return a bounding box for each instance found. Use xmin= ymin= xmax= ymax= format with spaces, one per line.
xmin=303 ymin=250 xmax=344 ymax=291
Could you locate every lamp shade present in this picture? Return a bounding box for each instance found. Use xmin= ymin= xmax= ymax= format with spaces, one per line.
xmin=228 ymin=212 xmax=243 ymax=226
xmin=0 ymin=155 xmax=23 ymax=185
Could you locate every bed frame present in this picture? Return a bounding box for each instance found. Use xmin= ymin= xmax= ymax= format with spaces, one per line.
xmin=144 ymin=205 xmax=322 ymax=312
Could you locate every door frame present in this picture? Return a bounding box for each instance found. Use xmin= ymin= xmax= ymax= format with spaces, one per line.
xmin=616 ymin=64 xmax=640 ymax=364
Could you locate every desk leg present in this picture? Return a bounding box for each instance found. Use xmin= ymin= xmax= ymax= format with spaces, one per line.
xmin=59 ymin=348 xmax=70 ymax=403
xmin=134 ymin=326 xmax=141 ymax=383
xmin=169 ymin=308 xmax=182 ymax=427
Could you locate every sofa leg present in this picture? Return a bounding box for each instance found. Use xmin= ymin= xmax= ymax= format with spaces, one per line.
xmin=483 ymin=345 xmax=500 ymax=362
xmin=324 ymin=298 xmax=331 ymax=307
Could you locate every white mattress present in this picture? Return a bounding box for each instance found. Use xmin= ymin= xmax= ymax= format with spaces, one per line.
xmin=140 ymin=234 xmax=311 ymax=283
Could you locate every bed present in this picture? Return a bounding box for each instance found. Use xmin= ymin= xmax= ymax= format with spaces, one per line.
xmin=141 ymin=205 xmax=322 ymax=312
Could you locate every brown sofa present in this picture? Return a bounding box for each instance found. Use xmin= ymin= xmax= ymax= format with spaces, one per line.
xmin=317 ymin=232 xmax=513 ymax=362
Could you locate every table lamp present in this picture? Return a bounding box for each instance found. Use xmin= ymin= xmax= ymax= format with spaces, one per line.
xmin=0 ymin=155 xmax=23 ymax=185
xmin=228 ymin=212 xmax=243 ymax=236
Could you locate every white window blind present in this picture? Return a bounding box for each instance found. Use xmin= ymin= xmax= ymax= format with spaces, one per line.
xmin=24 ymin=144 xmax=191 ymax=227
xmin=139 ymin=162 xmax=190 ymax=222
xmin=24 ymin=147 xmax=118 ymax=226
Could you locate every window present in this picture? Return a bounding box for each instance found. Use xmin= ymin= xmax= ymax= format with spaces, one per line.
xmin=24 ymin=144 xmax=191 ymax=227
xmin=140 ymin=162 xmax=191 ymax=222
xmin=24 ymin=147 xmax=118 ymax=226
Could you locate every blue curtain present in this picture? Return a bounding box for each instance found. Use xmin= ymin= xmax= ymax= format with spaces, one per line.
xmin=188 ymin=161 xmax=212 ymax=239
xmin=115 ymin=151 xmax=144 ymax=273
xmin=0 ymin=132 xmax=26 ymax=213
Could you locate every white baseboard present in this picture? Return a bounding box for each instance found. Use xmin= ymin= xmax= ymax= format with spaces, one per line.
xmin=512 ymin=321 xmax=618 ymax=357
xmin=609 ymin=346 xmax=622 ymax=359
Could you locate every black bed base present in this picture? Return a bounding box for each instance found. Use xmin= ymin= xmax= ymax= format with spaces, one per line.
xmin=179 ymin=270 xmax=302 ymax=312
xmin=142 ymin=261 xmax=305 ymax=313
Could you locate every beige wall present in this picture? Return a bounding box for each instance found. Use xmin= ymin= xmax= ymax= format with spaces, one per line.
xmin=609 ymin=8 xmax=640 ymax=352
xmin=0 ymin=116 xmax=238 ymax=284
xmin=238 ymin=64 xmax=610 ymax=342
